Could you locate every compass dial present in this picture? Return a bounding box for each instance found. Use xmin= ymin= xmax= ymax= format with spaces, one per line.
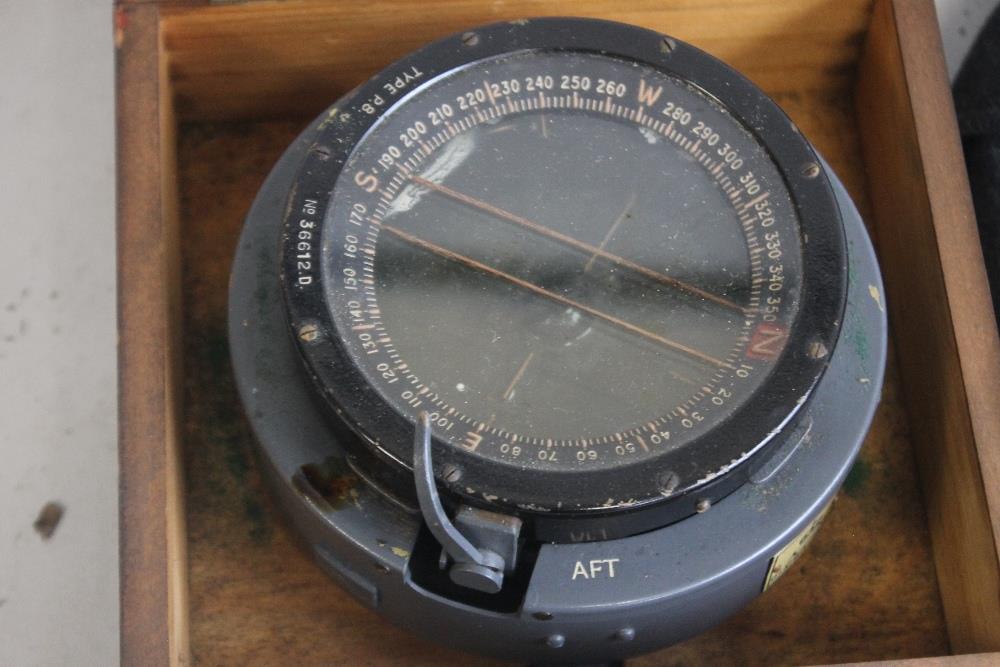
xmin=322 ymin=52 xmax=797 ymax=466
xmin=281 ymin=22 xmax=846 ymax=522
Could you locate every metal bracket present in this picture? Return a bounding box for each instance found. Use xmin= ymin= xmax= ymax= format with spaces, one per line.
xmin=413 ymin=412 xmax=520 ymax=593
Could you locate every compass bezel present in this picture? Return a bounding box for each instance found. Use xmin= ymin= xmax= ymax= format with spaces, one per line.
xmin=278 ymin=17 xmax=848 ymax=539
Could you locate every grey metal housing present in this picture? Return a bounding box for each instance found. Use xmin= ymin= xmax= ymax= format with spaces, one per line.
xmin=229 ymin=103 xmax=887 ymax=662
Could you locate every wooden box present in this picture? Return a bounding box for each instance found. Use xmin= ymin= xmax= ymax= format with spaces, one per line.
xmin=116 ymin=1 xmax=1000 ymax=664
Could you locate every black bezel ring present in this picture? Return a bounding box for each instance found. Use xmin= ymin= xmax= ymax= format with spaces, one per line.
xmin=278 ymin=18 xmax=847 ymax=540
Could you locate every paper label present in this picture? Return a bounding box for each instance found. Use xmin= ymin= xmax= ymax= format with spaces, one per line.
xmin=763 ymin=501 xmax=833 ymax=591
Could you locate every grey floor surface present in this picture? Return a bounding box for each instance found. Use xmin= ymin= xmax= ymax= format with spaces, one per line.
xmin=0 ymin=1 xmax=993 ymax=665
xmin=0 ymin=2 xmax=117 ymax=666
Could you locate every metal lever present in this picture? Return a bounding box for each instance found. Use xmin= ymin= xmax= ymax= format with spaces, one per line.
xmin=413 ymin=412 xmax=508 ymax=593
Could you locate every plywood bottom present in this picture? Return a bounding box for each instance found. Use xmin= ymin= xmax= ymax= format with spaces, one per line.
xmin=178 ymin=87 xmax=949 ymax=665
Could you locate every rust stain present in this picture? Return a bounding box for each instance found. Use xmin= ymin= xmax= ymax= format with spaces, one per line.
xmin=297 ymin=457 xmax=360 ymax=509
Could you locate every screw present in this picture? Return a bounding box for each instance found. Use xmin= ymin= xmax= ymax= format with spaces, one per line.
xmin=660 ymin=36 xmax=677 ymax=54
xmin=658 ymin=471 xmax=680 ymax=496
xmin=533 ymin=611 xmax=554 ymax=621
xmin=312 ymin=145 xmax=331 ymax=161
xmin=615 ymin=627 xmax=636 ymax=642
xmin=801 ymin=162 xmax=821 ymax=179
xmin=545 ymin=634 xmax=566 ymax=649
xmin=462 ymin=31 xmax=480 ymax=47
xmin=695 ymin=498 xmax=712 ymax=513
xmin=441 ymin=464 xmax=463 ymax=483
xmin=807 ymin=340 xmax=829 ymax=359
xmin=298 ymin=323 xmax=321 ymax=343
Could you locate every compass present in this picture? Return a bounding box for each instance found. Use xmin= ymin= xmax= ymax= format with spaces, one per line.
xmin=230 ymin=17 xmax=886 ymax=663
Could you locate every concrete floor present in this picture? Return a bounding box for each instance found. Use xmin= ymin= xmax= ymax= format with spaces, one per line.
xmin=0 ymin=1 xmax=993 ymax=665
xmin=0 ymin=2 xmax=117 ymax=666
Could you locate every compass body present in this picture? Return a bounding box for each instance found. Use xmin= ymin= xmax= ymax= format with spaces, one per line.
xmin=229 ymin=18 xmax=886 ymax=663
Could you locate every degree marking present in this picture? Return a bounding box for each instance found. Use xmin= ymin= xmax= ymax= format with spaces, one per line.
xmin=739 ymin=191 xmax=770 ymax=212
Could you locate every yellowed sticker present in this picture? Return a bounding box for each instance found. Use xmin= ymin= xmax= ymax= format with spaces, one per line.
xmin=763 ymin=501 xmax=833 ymax=591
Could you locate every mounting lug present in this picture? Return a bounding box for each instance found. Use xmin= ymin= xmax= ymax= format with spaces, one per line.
xmin=413 ymin=412 xmax=521 ymax=593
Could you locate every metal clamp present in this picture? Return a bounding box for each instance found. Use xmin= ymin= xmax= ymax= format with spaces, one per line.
xmin=413 ymin=412 xmax=520 ymax=593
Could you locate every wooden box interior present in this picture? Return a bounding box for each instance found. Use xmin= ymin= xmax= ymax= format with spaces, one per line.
xmin=116 ymin=1 xmax=1000 ymax=665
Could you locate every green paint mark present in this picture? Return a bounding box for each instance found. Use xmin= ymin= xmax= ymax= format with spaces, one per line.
xmin=846 ymin=240 xmax=858 ymax=288
xmin=843 ymin=458 xmax=870 ymax=497
xmin=198 ymin=332 xmax=251 ymax=481
xmin=243 ymin=496 xmax=272 ymax=545
xmin=184 ymin=322 xmax=275 ymax=545
xmin=850 ymin=325 xmax=870 ymax=365
xmin=254 ymin=243 xmax=278 ymax=321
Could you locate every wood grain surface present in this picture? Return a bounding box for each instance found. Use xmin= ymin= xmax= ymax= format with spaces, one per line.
xmin=116 ymin=3 xmax=189 ymax=665
xmin=856 ymin=0 xmax=1000 ymax=653
xmin=159 ymin=0 xmax=875 ymax=122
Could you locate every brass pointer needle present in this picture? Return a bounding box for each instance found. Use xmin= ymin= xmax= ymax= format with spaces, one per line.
xmin=410 ymin=175 xmax=744 ymax=312
xmin=382 ymin=224 xmax=732 ymax=370
xmin=502 ymin=351 xmax=535 ymax=401
xmin=585 ymin=190 xmax=637 ymax=272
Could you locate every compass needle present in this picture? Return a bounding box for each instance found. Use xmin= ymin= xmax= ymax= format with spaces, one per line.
xmin=410 ymin=175 xmax=745 ymax=311
xmin=502 ymin=351 xmax=535 ymax=401
xmin=382 ymin=223 xmax=731 ymax=369
xmin=585 ymin=190 xmax=637 ymax=272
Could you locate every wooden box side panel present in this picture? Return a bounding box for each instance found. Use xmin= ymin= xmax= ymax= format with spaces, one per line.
xmin=116 ymin=3 xmax=189 ymax=666
xmin=159 ymin=0 xmax=875 ymax=122
xmin=855 ymin=0 xmax=1000 ymax=653
xmin=851 ymin=655 xmax=1000 ymax=667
